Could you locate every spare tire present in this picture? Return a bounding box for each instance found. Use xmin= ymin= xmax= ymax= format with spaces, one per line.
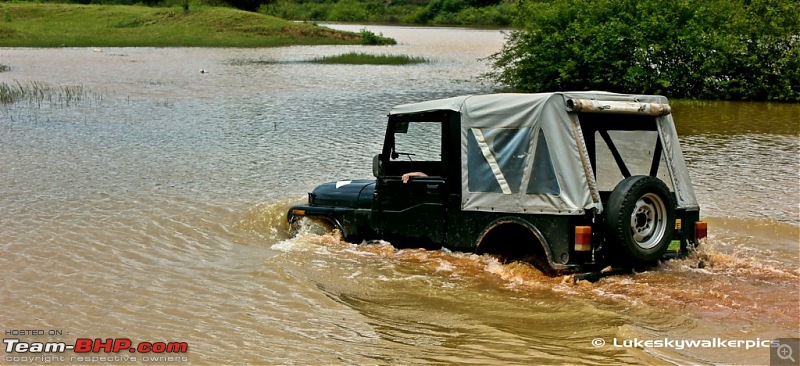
xmin=605 ymin=175 xmax=676 ymax=264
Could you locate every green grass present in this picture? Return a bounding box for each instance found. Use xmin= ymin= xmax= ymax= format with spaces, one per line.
xmin=0 ymin=4 xmax=391 ymax=47
xmin=310 ymin=52 xmax=429 ymax=65
xmin=0 ymin=81 xmax=95 ymax=105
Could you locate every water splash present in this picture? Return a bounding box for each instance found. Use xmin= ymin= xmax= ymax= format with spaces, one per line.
xmin=272 ymin=214 xmax=798 ymax=334
xmin=234 ymin=197 xmax=303 ymax=242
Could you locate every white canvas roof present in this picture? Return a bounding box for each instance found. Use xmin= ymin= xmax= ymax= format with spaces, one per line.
xmin=390 ymin=92 xmax=699 ymax=215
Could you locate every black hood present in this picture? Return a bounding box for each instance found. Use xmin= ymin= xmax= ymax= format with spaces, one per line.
xmin=309 ymin=179 xmax=375 ymax=209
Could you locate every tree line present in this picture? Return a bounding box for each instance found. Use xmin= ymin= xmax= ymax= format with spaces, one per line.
xmin=486 ymin=0 xmax=799 ymax=101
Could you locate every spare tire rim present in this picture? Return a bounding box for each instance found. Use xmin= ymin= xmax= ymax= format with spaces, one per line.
xmin=630 ymin=192 xmax=667 ymax=249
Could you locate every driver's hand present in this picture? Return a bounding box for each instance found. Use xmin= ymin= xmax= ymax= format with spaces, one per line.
xmin=402 ymin=172 xmax=427 ymax=183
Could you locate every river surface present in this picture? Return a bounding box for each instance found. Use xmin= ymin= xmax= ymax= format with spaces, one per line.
xmin=0 ymin=25 xmax=798 ymax=365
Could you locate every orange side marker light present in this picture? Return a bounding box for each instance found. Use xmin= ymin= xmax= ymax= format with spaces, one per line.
xmin=695 ymin=221 xmax=708 ymax=240
xmin=575 ymin=226 xmax=592 ymax=252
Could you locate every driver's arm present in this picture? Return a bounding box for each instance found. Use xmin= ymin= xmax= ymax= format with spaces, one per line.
xmin=401 ymin=172 xmax=427 ymax=183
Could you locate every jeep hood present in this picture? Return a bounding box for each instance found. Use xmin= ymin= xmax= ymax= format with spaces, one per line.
xmin=309 ymin=180 xmax=375 ymax=209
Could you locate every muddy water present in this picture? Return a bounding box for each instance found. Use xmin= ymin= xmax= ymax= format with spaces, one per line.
xmin=0 ymin=25 xmax=798 ymax=365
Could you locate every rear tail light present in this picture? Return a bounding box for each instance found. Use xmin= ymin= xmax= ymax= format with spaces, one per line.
xmin=575 ymin=226 xmax=592 ymax=252
xmin=695 ymin=221 xmax=708 ymax=240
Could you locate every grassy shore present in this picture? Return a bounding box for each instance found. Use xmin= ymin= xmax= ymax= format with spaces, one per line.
xmin=310 ymin=52 xmax=428 ymax=65
xmin=0 ymin=4 xmax=391 ymax=47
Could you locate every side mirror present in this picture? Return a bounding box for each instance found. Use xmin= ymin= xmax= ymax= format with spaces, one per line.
xmin=372 ymin=154 xmax=383 ymax=178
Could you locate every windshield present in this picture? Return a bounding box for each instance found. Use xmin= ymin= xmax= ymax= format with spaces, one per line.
xmin=392 ymin=121 xmax=441 ymax=162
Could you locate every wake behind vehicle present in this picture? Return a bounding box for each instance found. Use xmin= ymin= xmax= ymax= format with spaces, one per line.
xmin=288 ymin=92 xmax=707 ymax=277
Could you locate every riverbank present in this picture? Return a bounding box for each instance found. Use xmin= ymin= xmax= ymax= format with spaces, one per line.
xmin=0 ymin=4 xmax=392 ymax=47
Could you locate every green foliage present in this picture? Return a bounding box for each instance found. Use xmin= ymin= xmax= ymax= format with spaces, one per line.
xmin=328 ymin=0 xmax=367 ymax=21
xmin=360 ymin=28 xmax=396 ymax=45
xmin=260 ymin=0 xmax=512 ymax=26
xmin=447 ymin=3 xmax=512 ymax=26
xmin=407 ymin=0 xmax=466 ymax=23
xmin=413 ymin=0 xmax=514 ymax=26
xmin=487 ymin=0 xmax=800 ymax=101
xmin=309 ymin=52 xmax=428 ymax=64
xmin=259 ymin=0 xmax=330 ymax=20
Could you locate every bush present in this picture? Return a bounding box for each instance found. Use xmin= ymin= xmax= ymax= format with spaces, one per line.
xmin=452 ymin=2 xmax=512 ymax=26
xmin=328 ymin=0 xmax=368 ymax=21
xmin=486 ymin=0 xmax=800 ymax=101
xmin=360 ymin=28 xmax=396 ymax=45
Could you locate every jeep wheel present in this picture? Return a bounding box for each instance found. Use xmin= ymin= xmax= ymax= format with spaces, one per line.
xmin=289 ymin=216 xmax=337 ymax=237
xmin=605 ymin=175 xmax=676 ymax=264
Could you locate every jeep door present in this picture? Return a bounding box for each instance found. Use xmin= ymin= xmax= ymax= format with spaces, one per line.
xmin=374 ymin=115 xmax=448 ymax=246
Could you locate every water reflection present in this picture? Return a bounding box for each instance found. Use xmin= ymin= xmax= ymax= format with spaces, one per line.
xmin=672 ymin=100 xmax=800 ymax=135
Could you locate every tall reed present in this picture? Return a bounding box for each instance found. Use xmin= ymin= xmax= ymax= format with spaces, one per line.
xmin=310 ymin=52 xmax=429 ymax=65
xmin=0 ymin=81 xmax=98 ymax=106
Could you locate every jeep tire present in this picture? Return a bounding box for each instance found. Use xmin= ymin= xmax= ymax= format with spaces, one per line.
xmin=605 ymin=175 xmax=676 ymax=264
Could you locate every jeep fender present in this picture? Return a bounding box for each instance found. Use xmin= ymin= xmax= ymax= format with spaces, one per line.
xmin=288 ymin=207 xmax=346 ymax=237
xmin=475 ymin=217 xmax=557 ymax=272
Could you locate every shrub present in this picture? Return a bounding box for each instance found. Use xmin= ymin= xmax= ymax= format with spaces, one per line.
xmin=328 ymin=0 xmax=369 ymax=22
xmin=360 ymin=28 xmax=396 ymax=45
xmin=486 ymin=0 xmax=799 ymax=101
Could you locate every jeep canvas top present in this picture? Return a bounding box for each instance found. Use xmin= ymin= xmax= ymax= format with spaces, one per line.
xmin=288 ymin=92 xmax=707 ymax=276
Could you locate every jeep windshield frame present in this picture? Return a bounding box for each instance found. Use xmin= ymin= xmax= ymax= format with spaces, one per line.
xmin=380 ymin=111 xmax=459 ymax=180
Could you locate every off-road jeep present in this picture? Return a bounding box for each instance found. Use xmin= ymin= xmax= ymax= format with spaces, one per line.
xmin=288 ymin=92 xmax=707 ymax=275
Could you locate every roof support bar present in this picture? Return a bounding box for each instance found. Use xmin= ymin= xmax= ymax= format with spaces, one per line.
xmin=566 ymin=99 xmax=672 ymax=116
xmin=598 ymin=130 xmax=631 ymax=178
